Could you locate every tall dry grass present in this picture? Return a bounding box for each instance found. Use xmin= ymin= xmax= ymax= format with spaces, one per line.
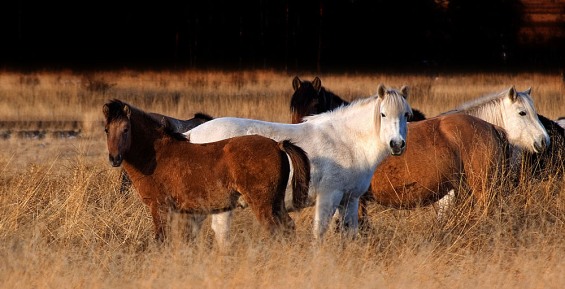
xmin=0 ymin=70 xmax=564 ymax=288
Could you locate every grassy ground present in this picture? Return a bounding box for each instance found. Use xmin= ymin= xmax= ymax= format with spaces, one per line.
xmin=0 ymin=70 xmax=564 ymax=288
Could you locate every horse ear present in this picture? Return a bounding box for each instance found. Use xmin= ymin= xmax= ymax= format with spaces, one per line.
xmin=525 ymin=87 xmax=532 ymax=95
xmin=377 ymin=84 xmax=386 ymax=99
xmin=292 ymin=76 xmax=301 ymax=91
xmin=123 ymin=105 xmax=131 ymax=118
xmin=507 ymin=86 xmax=518 ymax=102
xmin=400 ymin=85 xmax=409 ymax=99
xmin=103 ymin=104 xmax=110 ymax=118
xmin=312 ymin=77 xmax=322 ymax=93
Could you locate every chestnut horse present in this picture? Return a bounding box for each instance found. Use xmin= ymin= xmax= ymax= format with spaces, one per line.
xmin=361 ymin=114 xmax=511 ymax=222
xmin=118 ymin=112 xmax=213 ymax=193
xmin=103 ymin=99 xmax=310 ymax=248
xmin=289 ymin=76 xmax=427 ymax=123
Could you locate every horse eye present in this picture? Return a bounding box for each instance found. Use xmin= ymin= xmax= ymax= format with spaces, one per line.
xmin=519 ymin=111 xmax=527 ymax=116
xmin=381 ymin=113 xmax=386 ymax=118
xmin=104 ymin=128 xmax=108 ymax=134
xmin=123 ymin=128 xmax=129 ymax=133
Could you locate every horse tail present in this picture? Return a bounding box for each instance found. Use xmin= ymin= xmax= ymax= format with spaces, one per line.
xmin=278 ymin=140 xmax=311 ymax=210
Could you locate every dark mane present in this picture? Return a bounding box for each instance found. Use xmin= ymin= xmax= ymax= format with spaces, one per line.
xmin=105 ymin=99 xmax=188 ymax=141
xmin=162 ymin=124 xmax=190 ymax=141
xmin=522 ymin=114 xmax=565 ymax=180
xmin=194 ymin=112 xmax=214 ymax=121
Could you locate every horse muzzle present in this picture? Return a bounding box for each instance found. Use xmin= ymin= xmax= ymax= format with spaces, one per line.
xmin=389 ymin=139 xmax=406 ymax=156
xmin=109 ymin=154 xmax=123 ymax=167
xmin=533 ymin=137 xmax=548 ymax=154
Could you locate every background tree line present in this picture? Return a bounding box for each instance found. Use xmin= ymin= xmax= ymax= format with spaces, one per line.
xmin=1 ymin=0 xmax=563 ymax=72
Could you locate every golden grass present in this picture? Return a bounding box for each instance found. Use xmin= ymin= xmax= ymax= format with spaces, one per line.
xmin=1 ymin=70 xmax=564 ymax=289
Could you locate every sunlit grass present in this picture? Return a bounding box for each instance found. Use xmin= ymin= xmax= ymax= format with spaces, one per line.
xmin=0 ymin=69 xmax=564 ymax=288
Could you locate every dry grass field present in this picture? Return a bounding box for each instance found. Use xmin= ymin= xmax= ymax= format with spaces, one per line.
xmin=1 ymin=69 xmax=564 ymax=288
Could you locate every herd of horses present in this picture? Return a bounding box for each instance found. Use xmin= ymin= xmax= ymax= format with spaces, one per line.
xmin=103 ymin=76 xmax=564 ymax=249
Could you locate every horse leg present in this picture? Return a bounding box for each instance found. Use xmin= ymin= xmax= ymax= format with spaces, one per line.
xmin=119 ymin=170 xmax=132 ymax=194
xmin=186 ymin=214 xmax=207 ymax=242
xmin=340 ymin=196 xmax=359 ymax=238
xmin=358 ymin=191 xmax=372 ymax=231
xmin=211 ymin=211 xmax=233 ymax=251
xmin=256 ymin=197 xmax=296 ymax=237
xmin=148 ymin=203 xmax=168 ymax=242
xmin=313 ymin=190 xmax=343 ymax=240
xmin=435 ymin=189 xmax=456 ymax=222
xmin=336 ymin=195 xmax=360 ymax=238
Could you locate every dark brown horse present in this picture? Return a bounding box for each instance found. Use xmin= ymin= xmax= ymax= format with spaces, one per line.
xmin=103 ymin=99 xmax=310 ymax=247
xmin=289 ymin=76 xmax=427 ymax=123
xmin=520 ymin=114 xmax=565 ymax=182
xmin=359 ymin=114 xmax=511 ymax=223
xmin=118 ymin=112 xmax=214 ymax=193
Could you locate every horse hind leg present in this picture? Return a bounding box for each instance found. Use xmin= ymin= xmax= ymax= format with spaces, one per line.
xmin=211 ymin=211 xmax=233 ymax=251
xmin=251 ymin=198 xmax=295 ymax=238
xmin=185 ymin=214 xmax=207 ymax=242
xmin=435 ymin=189 xmax=456 ymax=223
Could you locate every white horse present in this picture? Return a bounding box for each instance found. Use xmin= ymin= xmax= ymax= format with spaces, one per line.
xmin=185 ymin=84 xmax=413 ymax=241
xmin=436 ymin=86 xmax=550 ymax=215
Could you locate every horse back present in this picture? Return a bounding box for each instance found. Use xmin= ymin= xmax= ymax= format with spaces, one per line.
xmin=153 ymin=135 xmax=291 ymax=212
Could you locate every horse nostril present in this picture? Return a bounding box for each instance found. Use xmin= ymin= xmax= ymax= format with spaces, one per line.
xmin=540 ymin=138 xmax=547 ymax=151
xmin=534 ymin=139 xmax=547 ymax=153
xmin=109 ymin=154 xmax=123 ymax=166
xmin=390 ymin=140 xmax=405 ymax=149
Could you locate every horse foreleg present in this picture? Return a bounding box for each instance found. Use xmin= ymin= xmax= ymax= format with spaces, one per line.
xmin=211 ymin=211 xmax=233 ymax=251
xmin=313 ymin=191 xmax=342 ymax=240
xmin=119 ymin=170 xmax=132 ymax=194
xmin=148 ymin=202 xmax=168 ymax=242
xmin=338 ymin=196 xmax=360 ymax=238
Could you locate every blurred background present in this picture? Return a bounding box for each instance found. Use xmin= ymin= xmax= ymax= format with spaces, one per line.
xmin=1 ymin=0 xmax=564 ymax=72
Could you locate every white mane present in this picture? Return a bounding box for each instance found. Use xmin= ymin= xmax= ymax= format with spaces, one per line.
xmin=302 ymin=96 xmax=376 ymax=122
xmin=448 ymin=89 xmax=510 ymax=126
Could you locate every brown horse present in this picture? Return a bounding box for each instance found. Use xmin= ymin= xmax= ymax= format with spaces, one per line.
xmin=358 ymin=113 xmax=511 ymax=223
xmin=103 ymin=99 xmax=310 ymax=247
xmin=290 ymin=76 xmax=427 ymax=123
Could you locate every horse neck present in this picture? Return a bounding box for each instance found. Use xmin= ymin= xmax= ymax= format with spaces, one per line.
xmin=123 ymin=111 xmax=165 ymax=171
xmin=326 ymin=98 xmax=384 ymax=161
xmin=460 ymin=100 xmax=506 ymax=128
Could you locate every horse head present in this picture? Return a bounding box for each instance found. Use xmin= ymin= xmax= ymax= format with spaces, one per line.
xmin=291 ymin=76 xmax=322 ymax=123
xmin=375 ymin=84 xmax=412 ymax=156
xmin=501 ymin=86 xmax=550 ymax=153
xmin=103 ymin=100 xmax=132 ymax=167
